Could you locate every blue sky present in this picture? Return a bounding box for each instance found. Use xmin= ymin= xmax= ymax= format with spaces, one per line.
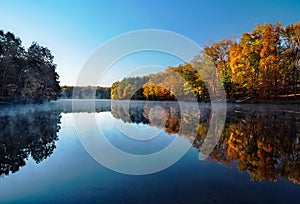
xmin=0 ymin=0 xmax=299 ymax=86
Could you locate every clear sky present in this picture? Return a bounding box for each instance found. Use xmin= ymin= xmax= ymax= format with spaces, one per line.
xmin=0 ymin=0 xmax=299 ymax=86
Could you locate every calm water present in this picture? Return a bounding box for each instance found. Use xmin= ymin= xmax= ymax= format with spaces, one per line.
xmin=0 ymin=100 xmax=300 ymax=203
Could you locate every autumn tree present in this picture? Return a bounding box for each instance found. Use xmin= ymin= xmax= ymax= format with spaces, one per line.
xmin=281 ymin=21 xmax=300 ymax=97
xmin=110 ymin=76 xmax=148 ymax=100
xmin=204 ymin=38 xmax=233 ymax=97
xmin=257 ymin=23 xmax=281 ymax=98
xmin=110 ymin=21 xmax=300 ymax=101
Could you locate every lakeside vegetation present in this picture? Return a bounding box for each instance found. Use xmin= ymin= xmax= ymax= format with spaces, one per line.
xmin=111 ymin=21 xmax=300 ymax=102
xmin=1 ymin=21 xmax=299 ymax=103
xmin=0 ymin=31 xmax=61 ymax=103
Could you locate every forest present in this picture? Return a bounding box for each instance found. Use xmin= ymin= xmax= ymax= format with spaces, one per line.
xmin=0 ymin=31 xmax=61 ymax=103
xmin=111 ymin=21 xmax=300 ymax=102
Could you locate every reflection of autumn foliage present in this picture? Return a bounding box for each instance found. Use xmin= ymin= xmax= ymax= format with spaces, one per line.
xmin=164 ymin=115 xmax=180 ymax=134
xmin=111 ymin=101 xmax=182 ymax=134
xmin=111 ymin=101 xmax=210 ymax=138
xmin=142 ymin=103 xmax=181 ymax=134
xmin=111 ymin=101 xmax=300 ymax=184
xmin=209 ymin=107 xmax=300 ymax=184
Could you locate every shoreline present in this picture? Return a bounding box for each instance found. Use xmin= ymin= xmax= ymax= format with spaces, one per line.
xmin=2 ymin=98 xmax=300 ymax=106
xmin=229 ymin=97 xmax=300 ymax=104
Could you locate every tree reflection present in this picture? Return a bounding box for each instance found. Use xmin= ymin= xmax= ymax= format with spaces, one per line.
xmin=0 ymin=108 xmax=61 ymax=176
xmin=210 ymin=105 xmax=300 ymax=184
xmin=110 ymin=102 xmax=300 ymax=184
xmin=111 ymin=101 xmax=200 ymax=135
xmin=111 ymin=101 xmax=149 ymax=124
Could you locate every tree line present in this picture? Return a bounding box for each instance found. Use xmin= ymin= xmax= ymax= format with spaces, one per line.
xmin=0 ymin=31 xmax=61 ymax=103
xmin=4 ymin=20 xmax=299 ymax=103
xmin=111 ymin=21 xmax=300 ymax=101
xmin=60 ymin=86 xmax=110 ymax=99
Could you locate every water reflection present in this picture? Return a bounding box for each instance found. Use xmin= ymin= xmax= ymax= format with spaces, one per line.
xmin=111 ymin=101 xmax=183 ymax=134
xmin=1 ymin=100 xmax=300 ymax=185
xmin=111 ymin=101 xmax=211 ymax=138
xmin=0 ymin=105 xmax=61 ymax=176
xmin=211 ymin=105 xmax=300 ymax=184
xmin=112 ymin=102 xmax=300 ymax=184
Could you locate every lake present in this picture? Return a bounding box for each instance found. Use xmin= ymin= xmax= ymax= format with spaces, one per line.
xmin=0 ymin=99 xmax=300 ymax=203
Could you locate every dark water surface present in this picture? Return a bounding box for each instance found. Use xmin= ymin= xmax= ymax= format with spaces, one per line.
xmin=0 ymin=100 xmax=300 ymax=203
